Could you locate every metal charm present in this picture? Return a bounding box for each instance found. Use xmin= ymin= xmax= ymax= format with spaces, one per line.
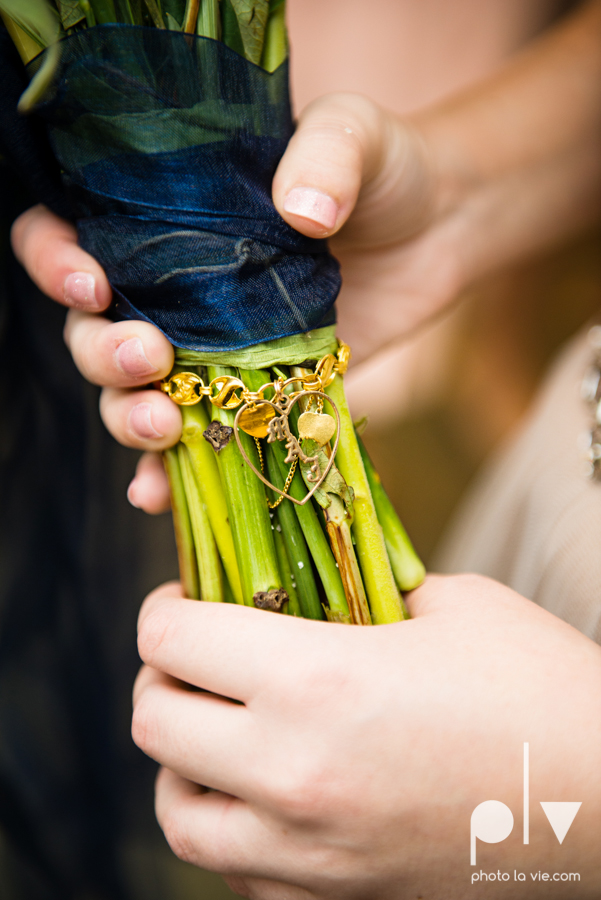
xmin=160 ymin=371 xmax=204 ymax=405
xmin=233 ymin=391 xmax=340 ymax=507
xmin=297 ymin=411 xmax=336 ymax=446
xmin=237 ymin=404 xmax=276 ymax=438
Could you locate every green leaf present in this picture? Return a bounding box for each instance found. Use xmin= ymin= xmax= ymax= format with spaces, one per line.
xmin=128 ymin=0 xmax=145 ymax=25
xmin=221 ymin=0 xmax=245 ymax=57
xmin=300 ymin=441 xmax=355 ymax=518
xmin=18 ymin=39 xmax=60 ymax=110
xmin=88 ymin=0 xmax=117 ymax=23
xmin=0 ymin=0 xmax=61 ymax=48
xmin=197 ymin=0 xmax=219 ymax=39
xmin=114 ymin=0 xmax=136 ymax=24
xmin=142 ymin=0 xmax=165 ymax=27
xmin=260 ymin=0 xmax=286 ymax=71
xmin=165 ymin=10 xmax=180 ymax=28
xmin=229 ymin=0 xmax=268 ymax=64
xmin=57 ymin=0 xmax=85 ymax=29
xmin=0 ymin=0 xmax=63 ymax=111
xmin=162 ymin=0 xmax=184 ymax=28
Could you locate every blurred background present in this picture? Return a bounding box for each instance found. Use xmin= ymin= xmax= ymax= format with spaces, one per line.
xmin=1 ymin=0 xmax=599 ymax=897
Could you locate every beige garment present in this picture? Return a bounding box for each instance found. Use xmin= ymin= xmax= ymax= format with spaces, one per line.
xmin=434 ymin=325 xmax=601 ymax=644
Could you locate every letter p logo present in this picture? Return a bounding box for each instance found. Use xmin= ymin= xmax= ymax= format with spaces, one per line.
xmin=470 ymin=800 xmax=514 ymax=865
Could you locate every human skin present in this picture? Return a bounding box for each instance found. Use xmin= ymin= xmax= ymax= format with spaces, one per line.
xmin=7 ymin=5 xmax=601 ymax=893
xmin=10 ymin=0 xmax=601 ymax=511
xmin=132 ymin=575 xmax=601 ymax=899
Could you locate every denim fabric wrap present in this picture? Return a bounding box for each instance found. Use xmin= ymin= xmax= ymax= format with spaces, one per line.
xmin=29 ymin=26 xmax=340 ymax=351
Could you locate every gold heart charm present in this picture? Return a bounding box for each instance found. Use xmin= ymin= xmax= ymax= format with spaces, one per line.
xmin=297 ymin=411 xmax=336 ymax=446
xmin=233 ymin=391 xmax=340 ymax=507
xmin=238 ymin=403 xmax=276 ymax=438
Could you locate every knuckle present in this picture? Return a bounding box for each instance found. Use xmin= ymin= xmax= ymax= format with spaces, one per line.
xmin=72 ymin=338 xmax=97 ymax=381
xmin=9 ymin=212 xmax=27 ymax=255
xmin=223 ymin=877 xmax=254 ymax=899
xmin=98 ymin=388 xmax=139 ymax=447
xmin=10 ymin=205 xmax=43 ymax=256
xmin=269 ymin=764 xmax=330 ymax=823
xmin=159 ymin=808 xmax=199 ymax=866
xmin=131 ymin=689 xmax=159 ymax=755
xmin=137 ymin=602 xmax=175 ymax=665
xmin=63 ymin=313 xmax=89 ymax=364
xmin=303 ymin=92 xmax=381 ymax=145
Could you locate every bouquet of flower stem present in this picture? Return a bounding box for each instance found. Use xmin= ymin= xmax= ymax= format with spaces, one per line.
xmin=1 ymin=0 xmax=425 ymax=624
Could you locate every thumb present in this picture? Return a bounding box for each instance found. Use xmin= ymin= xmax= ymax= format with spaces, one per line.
xmin=272 ymin=92 xmax=387 ymax=239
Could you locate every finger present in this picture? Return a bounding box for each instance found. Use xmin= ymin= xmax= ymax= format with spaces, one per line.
xmin=11 ymin=204 xmax=111 ymax=311
xmin=224 ymin=876 xmax=315 ymax=900
xmin=132 ymin=663 xmax=194 ymax=706
xmin=127 ymin=452 xmax=171 ymax=514
xmin=137 ymin=590 xmax=324 ymax=702
xmin=272 ymin=93 xmax=386 ymax=238
xmin=404 ymin=572 xmax=535 ymax=621
xmin=99 ymin=387 xmax=182 ymax=451
xmin=155 ymin=768 xmax=309 ymax=887
xmin=132 ymin=668 xmax=255 ymax=798
xmin=155 ymin=767 xmax=254 ymax=873
xmin=132 ymin=663 xmax=171 ymax=707
xmin=64 ymin=309 xmax=173 ymax=387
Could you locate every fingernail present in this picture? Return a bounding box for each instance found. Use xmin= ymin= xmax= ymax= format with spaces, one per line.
xmin=127 ymin=480 xmax=141 ymax=508
xmin=128 ymin=403 xmax=164 ymax=440
xmin=283 ymin=187 xmax=338 ymax=231
xmin=63 ymin=272 xmax=100 ymax=310
xmin=115 ymin=337 xmax=158 ymax=379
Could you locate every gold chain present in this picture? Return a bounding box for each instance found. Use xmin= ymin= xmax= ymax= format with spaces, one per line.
xmin=269 ymin=457 xmax=298 ymax=509
xmin=160 ymin=341 xmax=351 ymax=410
xmin=253 ymin=436 xmax=298 ymax=509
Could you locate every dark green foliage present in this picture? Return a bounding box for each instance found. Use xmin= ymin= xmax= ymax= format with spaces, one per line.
xmin=87 ymin=0 xmax=117 ymax=24
xmin=57 ymin=0 xmax=86 ymax=29
xmin=221 ymin=0 xmax=245 ymax=57
xmin=162 ymin=0 xmax=185 ymax=28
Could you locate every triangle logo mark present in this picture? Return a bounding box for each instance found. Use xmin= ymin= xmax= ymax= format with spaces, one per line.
xmin=540 ymin=802 xmax=582 ymax=844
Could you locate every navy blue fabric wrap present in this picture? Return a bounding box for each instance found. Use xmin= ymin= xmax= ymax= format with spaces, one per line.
xmin=30 ymin=26 xmax=340 ymax=351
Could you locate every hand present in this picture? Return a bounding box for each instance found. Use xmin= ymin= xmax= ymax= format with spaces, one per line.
xmin=12 ymin=0 xmax=601 ymax=513
xmin=132 ymin=574 xmax=601 ymax=899
xmin=10 ymin=204 xmax=179 ymax=512
xmin=10 ymin=96 xmax=443 ymax=515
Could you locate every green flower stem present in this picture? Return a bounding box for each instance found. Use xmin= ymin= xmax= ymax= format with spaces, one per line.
xmin=182 ymin=0 xmax=200 ymax=32
xmin=268 ymin=437 xmax=350 ymax=619
xmin=261 ymin=0 xmax=287 ymax=72
xmin=197 ymin=0 xmax=220 ymax=38
xmin=222 ymin=567 xmax=235 ymax=603
xmin=77 ymin=1 xmax=96 ymax=26
xmin=265 ymin=446 xmax=323 ymax=620
xmin=206 ymin=365 xmax=282 ymax=606
xmin=326 ymin=375 xmax=407 ymax=624
xmin=295 ymin=427 xmax=370 ymax=626
xmin=118 ymin=0 xmax=135 ymax=26
xmin=321 ymin=493 xmax=371 ymax=626
xmin=221 ymin=0 xmax=245 ymax=56
xmin=178 ymin=444 xmax=224 ymax=602
xmin=163 ymin=447 xmax=200 ymax=600
xmin=180 ymin=402 xmax=244 ymax=604
xmin=243 ymin=367 xmax=326 ymax=621
xmin=357 ymin=433 xmax=426 ymax=592
xmin=272 ymin=524 xmax=302 ymax=616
